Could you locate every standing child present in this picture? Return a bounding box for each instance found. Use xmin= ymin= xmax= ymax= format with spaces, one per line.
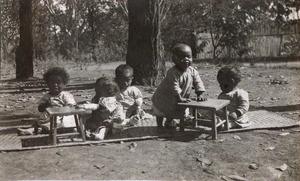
xmin=217 ymin=65 xmax=251 ymax=128
xmin=115 ymin=64 xmax=145 ymax=122
xmin=151 ymin=43 xmax=206 ymax=132
xmin=77 ymin=77 xmax=124 ymax=140
xmin=18 ymin=67 xmax=76 ymax=135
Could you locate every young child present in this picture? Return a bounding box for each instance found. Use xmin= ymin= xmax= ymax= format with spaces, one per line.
xmin=151 ymin=43 xmax=206 ymax=132
xmin=115 ymin=64 xmax=144 ymax=123
xmin=217 ymin=65 xmax=251 ymax=128
xmin=77 ymin=77 xmax=124 ymax=140
xmin=18 ymin=67 xmax=76 ymax=135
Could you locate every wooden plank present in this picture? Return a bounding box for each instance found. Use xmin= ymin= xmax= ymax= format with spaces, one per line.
xmin=46 ymin=107 xmax=90 ymax=116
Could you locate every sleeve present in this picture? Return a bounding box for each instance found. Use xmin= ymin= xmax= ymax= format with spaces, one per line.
xmin=111 ymin=103 xmax=125 ymax=123
xmin=165 ymin=68 xmax=182 ymax=96
xmin=132 ymin=87 xmax=143 ymax=106
xmin=62 ymin=92 xmax=76 ymax=106
xmin=37 ymin=94 xmax=51 ymax=112
xmin=236 ymin=90 xmax=249 ymax=115
xmin=38 ymin=94 xmax=50 ymax=106
xmin=91 ymin=96 xmax=99 ymax=104
xmin=192 ymin=68 xmax=205 ymax=92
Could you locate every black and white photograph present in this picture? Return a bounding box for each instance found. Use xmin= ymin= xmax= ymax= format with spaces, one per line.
xmin=0 ymin=0 xmax=299 ymax=180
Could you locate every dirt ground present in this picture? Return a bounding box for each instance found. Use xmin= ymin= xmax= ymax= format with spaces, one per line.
xmin=0 ymin=61 xmax=299 ymax=180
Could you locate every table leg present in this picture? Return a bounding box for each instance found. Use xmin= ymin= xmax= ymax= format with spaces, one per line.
xmin=223 ymin=107 xmax=229 ymax=131
xmin=74 ymin=115 xmax=79 ymax=130
xmin=49 ymin=116 xmax=53 ymax=138
xmin=212 ymin=110 xmax=217 ymax=140
xmin=52 ymin=116 xmax=57 ymax=145
xmin=194 ymin=108 xmax=198 ymax=127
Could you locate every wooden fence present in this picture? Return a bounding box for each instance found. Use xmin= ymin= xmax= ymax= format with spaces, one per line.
xmin=196 ymin=20 xmax=300 ymax=59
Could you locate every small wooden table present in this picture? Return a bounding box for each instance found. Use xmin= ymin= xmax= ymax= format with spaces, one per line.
xmin=46 ymin=107 xmax=88 ymax=145
xmin=178 ymin=99 xmax=230 ymax=140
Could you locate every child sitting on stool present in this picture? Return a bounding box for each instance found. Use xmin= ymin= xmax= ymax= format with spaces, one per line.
xmin=18 ymin=67 xmax=76 ymax=135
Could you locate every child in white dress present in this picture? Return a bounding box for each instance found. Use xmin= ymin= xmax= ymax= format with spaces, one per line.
xmin=115 ymin=64 xmax=145 ymax=124
xmin=18 ymin=67 xmax=76 ymax=135
xmin=217 ymin=65 xmax=251 ymax=128
xmin=151 ymin=43 xmax=206 ymax=132
xmin=77 ymin=77 xmax=124 ymax=140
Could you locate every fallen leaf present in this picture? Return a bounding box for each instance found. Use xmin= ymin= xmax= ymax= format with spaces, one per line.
xmin=276 ymin=163 xmax=288 ymax=171
xmin=128 ymin=142 xmax=137 ymax=150
xmin=221 ymin=176 xmax=231 ymax=181
xmin=264 ymin=146 xmax=275 ymax=151
xmin=216 ymin=139 xmax=226 ymax=143
xmin=249 ymin=163 xmax=259 ymax=170
xmin=55 ymin=152 xmax=62 ymax=156
xmin=203 ymin=168 xmax=214 ymax=174
xmin=233 ymin=135 xmax=242 ymax=140
xmin=227 ymin=175 xmax=248 ymax=181
xmin=194 ymin=157 xmax=213 ymax=166
xmin=279 ymin=132 xmax=289 ymax=136
xmin=94 ymin=164 xmax=105 ymax=169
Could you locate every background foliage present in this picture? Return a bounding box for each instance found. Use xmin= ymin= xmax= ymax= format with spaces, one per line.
xmin=0 ymin=0 xmax=299 ymax=65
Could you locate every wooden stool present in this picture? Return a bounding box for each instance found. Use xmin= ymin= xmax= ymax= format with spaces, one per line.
xmin=46 ymin=107 xmax=88 ymax=145
xmin=178 ymin=99 xmax=230 ymax=140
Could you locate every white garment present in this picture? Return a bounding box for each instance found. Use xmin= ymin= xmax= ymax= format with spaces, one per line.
xmin=39 ymin=91 xmax=76 ymax=127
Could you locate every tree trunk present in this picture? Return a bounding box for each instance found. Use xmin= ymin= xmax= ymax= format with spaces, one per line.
xmin=0 ymin=0 xmax=2 ymax=80
xmin=16 ymin=0 xmax=33 ymax=80
xmin=88 ymin=2 xmax=97 ymax=62
xmin=126 ymin=0 xmax=166 ymax=86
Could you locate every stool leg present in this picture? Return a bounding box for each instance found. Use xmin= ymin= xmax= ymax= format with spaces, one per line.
xmin=49 ymin=116 xmax=53 ymax=138
xmin=212 ymin=110 xmax=217 ymax=140
xmin=75 ymin=115 xmax=86 ymax=142
xmin=194 ymin=108 xmax=198 ymax=127
xmin=223 ymin=107 xmax=229 ymax=131
xmin=52 ymin=116 xmax=57 ymax=145
xmin=74 ymin=115 xmax=79 ymax=130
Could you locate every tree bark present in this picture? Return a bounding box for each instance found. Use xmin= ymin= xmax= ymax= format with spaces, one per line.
xmin=16 ymin=0 xmax=33 ymax=79
xmin=126 ymin=0 xmax=166 ymax=86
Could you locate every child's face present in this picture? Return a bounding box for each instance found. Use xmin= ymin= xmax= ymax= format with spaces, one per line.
xmin=116 ymin=72 xmax=133 ymax=90
xmin=95 ymin=81 xmax=118 ymax=98
xmin=47 ymin=75 xmax=66 ymax=95
xmin=217 ymin=77 xmax=235 ymax=93
xmin=173 ymin=46 xmax=192 ymax=71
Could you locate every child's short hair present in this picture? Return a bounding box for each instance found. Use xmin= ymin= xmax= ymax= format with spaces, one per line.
xmin=95 ymin=77 xmax=119 ymax=97
xmin=217 ymin=66 xmax=241 ymax=84
xmin=171 ymin=43 xmax=191 ymax=55
xmin=43 ymin=67 xmax=70 ymax=84
xmin=115 ymin=64 xmax=133 ymax=78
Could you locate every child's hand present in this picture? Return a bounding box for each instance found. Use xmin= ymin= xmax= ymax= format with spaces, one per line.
xmin=196 ymin=95 xmax=207 ymax=102
xmin=178 ymin=96 xmax=191 ymax=103
xmin=75 ymin=104 xmax=85 ymax=109
xmin=38 ymin=102 xmax=51 ymax=112
xmin=195 ymin=91 xmax=206 ymax=102
xmin=229 ymin=112 xmax=238 ymax=120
